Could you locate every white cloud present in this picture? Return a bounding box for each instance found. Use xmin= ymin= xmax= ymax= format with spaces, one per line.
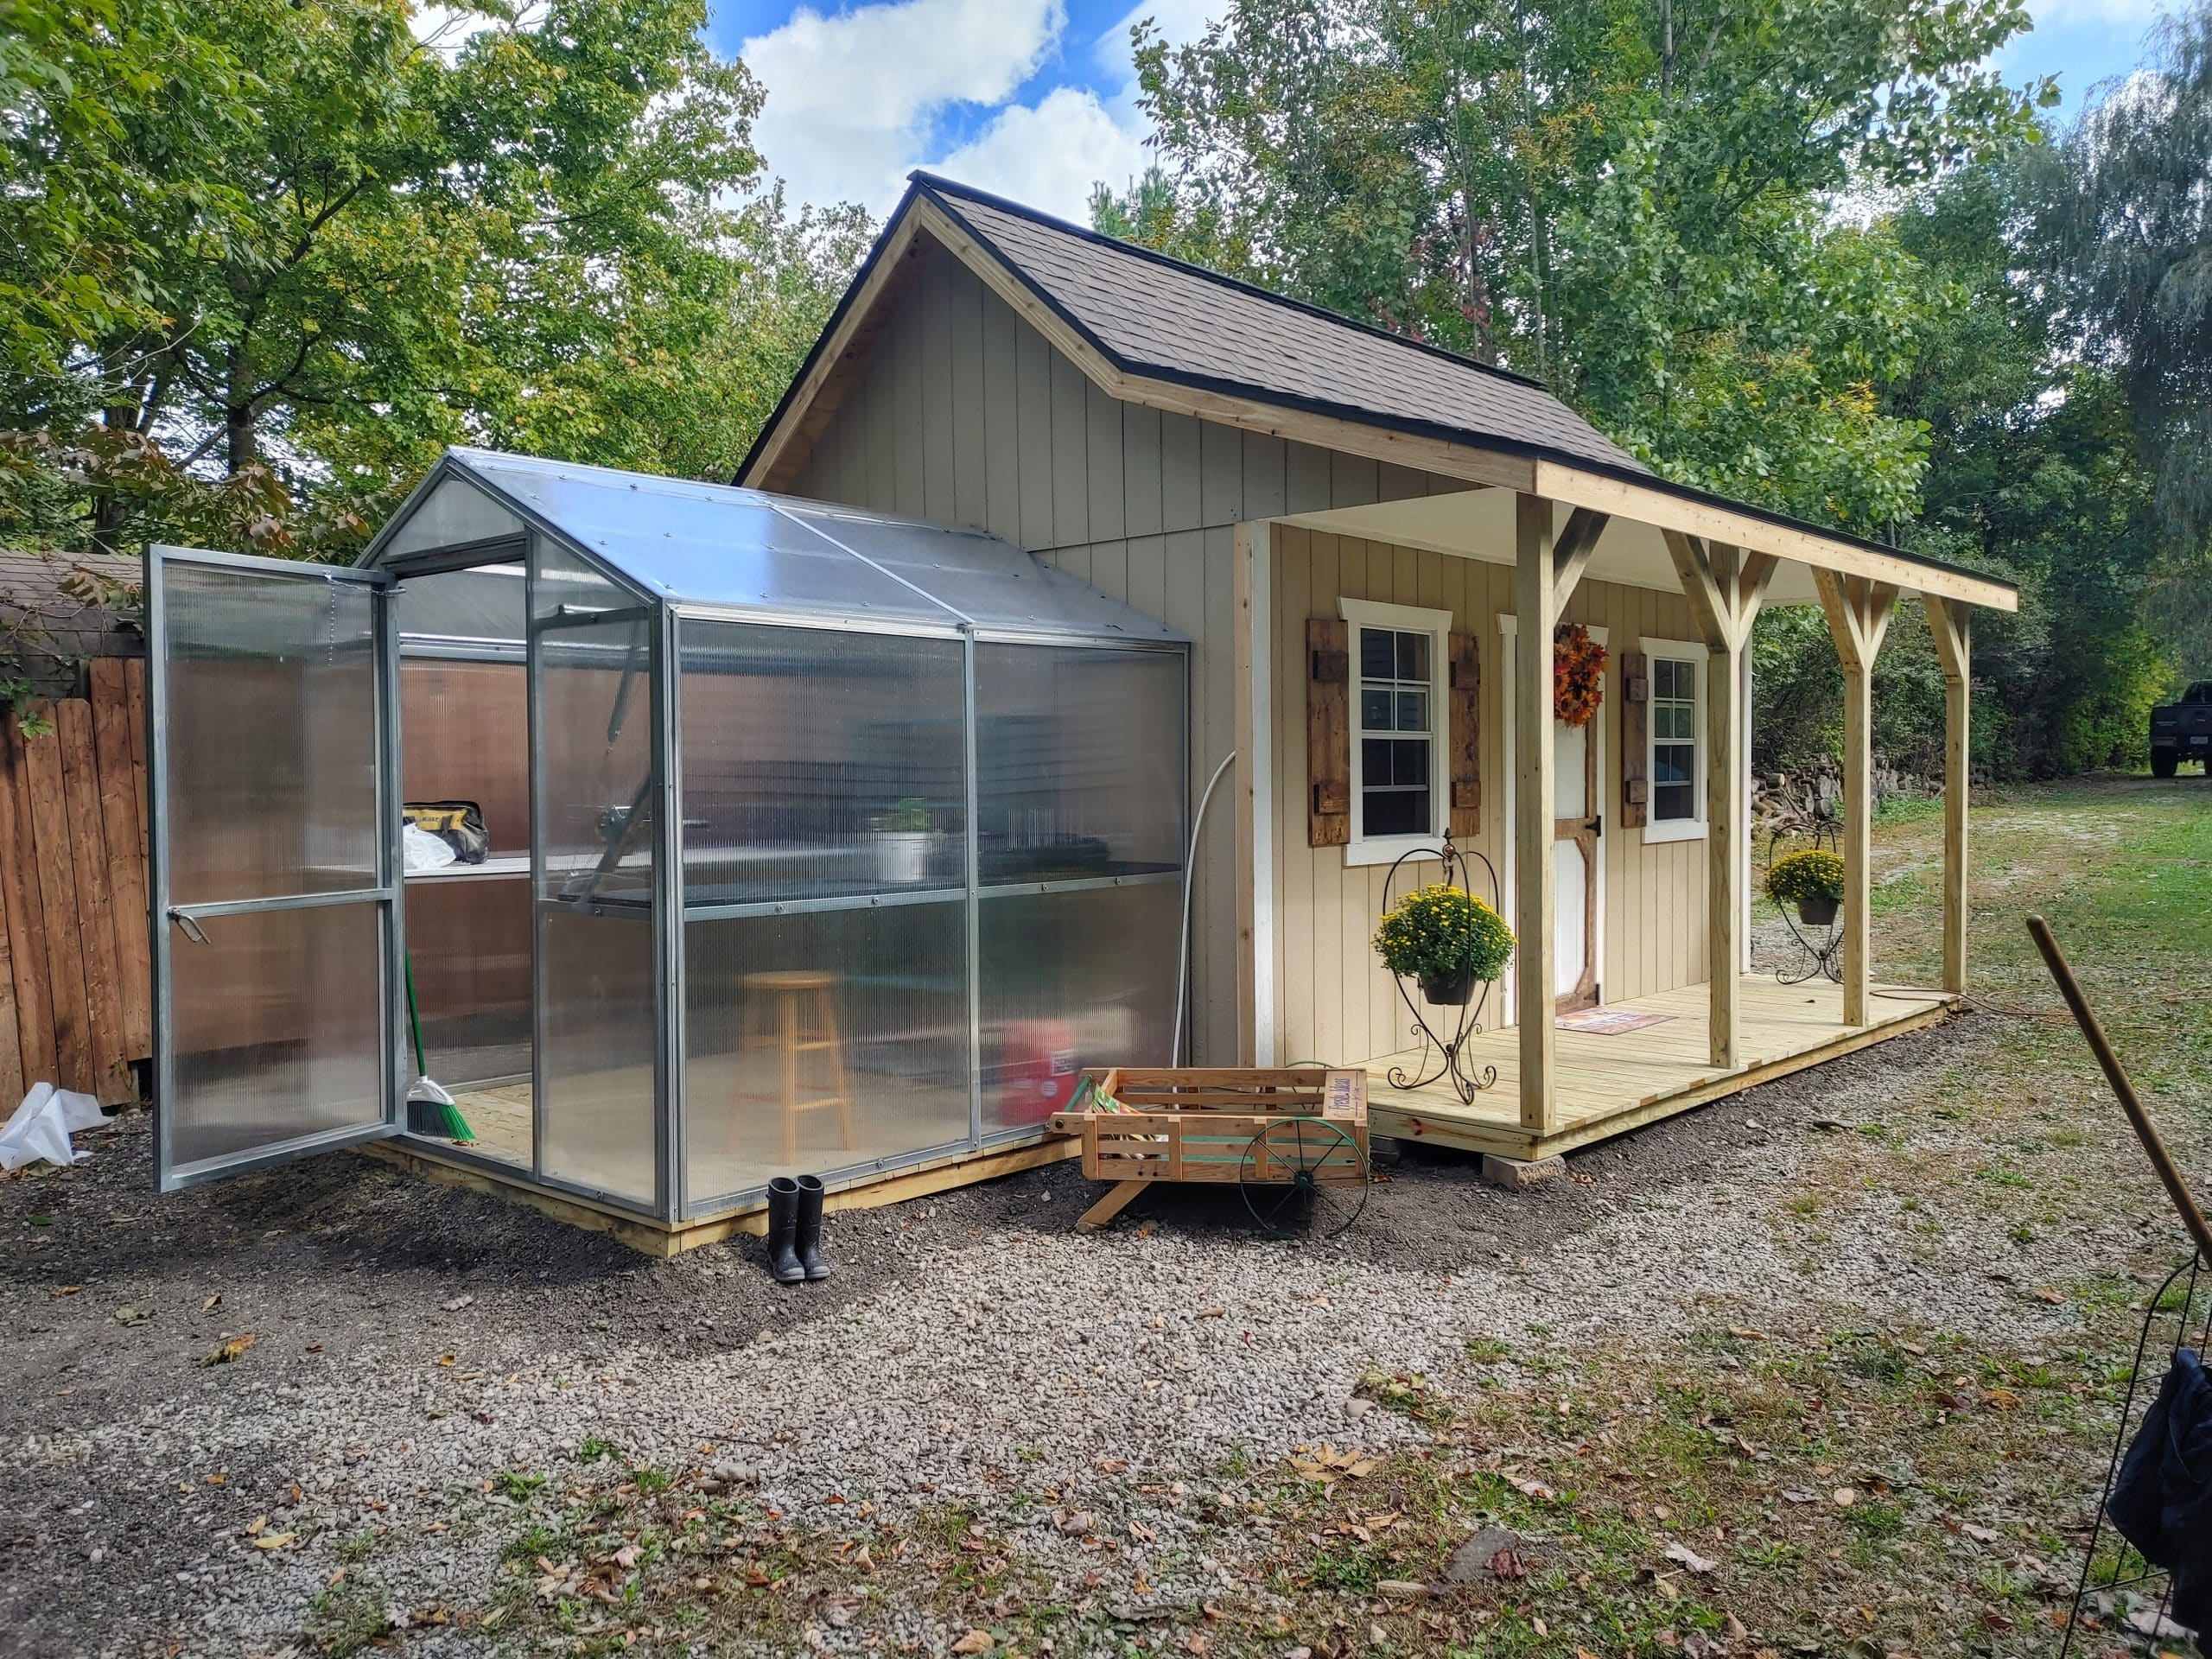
xmin=926 ymin=85 xmax=1154 ymax=220
xmin=744 ymin=0 xmax=1067 ymax=214
xmin=2029 ymin=0 xmax=2160 ymax=22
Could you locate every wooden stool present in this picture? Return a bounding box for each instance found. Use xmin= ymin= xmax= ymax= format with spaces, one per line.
xmin=738 ymin=970 xmax=855 ymax=1166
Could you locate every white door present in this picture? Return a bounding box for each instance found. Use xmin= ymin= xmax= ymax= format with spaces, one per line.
xmin=149 ymin=546 xmax=404 ymax=1190
xmin=1503 ymin=627 xmax=1604 ymax=1016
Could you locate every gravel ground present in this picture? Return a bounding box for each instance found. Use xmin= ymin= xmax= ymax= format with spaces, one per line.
xmin=6 ymin=994 xmax=2170 ymax=1659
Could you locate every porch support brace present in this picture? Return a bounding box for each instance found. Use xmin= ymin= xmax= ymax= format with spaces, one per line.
xmin=1663 ymin=532 xmax=1777 ymax=1068
xmin=1813 ymin=570 xmax=1897 ymax=1026
xmin=1923 ymin=595 xmax=1971 ymax=994
xmin=1515 ymin=494 xmax=1559 ymax=1135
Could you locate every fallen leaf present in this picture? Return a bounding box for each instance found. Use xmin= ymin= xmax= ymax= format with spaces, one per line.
xmin=442 ymin=1294 xmax=474 ymax=1313
xmin=50 ymin=1285 xmax=82 ymax=1299
xmin=202 ymin=1333 xmax=257 ymax=1366
xmin=252 ymin=1533 xmax=296 ymax=1551
xmin=1727 ymin=1326 xmax=1768 ymax=1341
xmin=435 ymin=1354 xmax=457 ymax=1367
xmin=1983 ymin=1389 xmax=2022 ymax=1411
xmin=1376 ymin=1580 xmax=1428 ymax=1599
xmin=111 ymin=1306 xmax=149 ymax=1326
xmin=1665 ymin=1542 xmax=1719 ymax=1575
xmin=2031 ymin=1287 xmax=2064 ymax=1305
xmin=1833 ymin=1488 xmax=1857 ymax=1508
xmin=950 ymin=1632 xmax=995 ymax=1655
xmin=1961 ymin=1522 xmax=2001 ymax=1544
xmin=200 ymin=1294 xmax=221 ymax=1313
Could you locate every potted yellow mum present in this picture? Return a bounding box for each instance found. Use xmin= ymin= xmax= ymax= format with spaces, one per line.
xmin=1766 ymin=849 xmax=1847 ymax=926
xmin=1373 ymin=884 xmax=1516 ymax=1006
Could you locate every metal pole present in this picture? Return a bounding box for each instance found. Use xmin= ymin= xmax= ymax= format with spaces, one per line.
xmin=2027 ymin=914 xmax=2212 ymax=1265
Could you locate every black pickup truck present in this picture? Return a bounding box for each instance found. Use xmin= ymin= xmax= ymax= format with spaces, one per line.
xmin=2151 ymin=680 xmax=2212 ymax=776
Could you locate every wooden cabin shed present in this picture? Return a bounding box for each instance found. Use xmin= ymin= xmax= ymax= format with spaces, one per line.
xmin=736 ymin=173 xmax=2017 ymax=1173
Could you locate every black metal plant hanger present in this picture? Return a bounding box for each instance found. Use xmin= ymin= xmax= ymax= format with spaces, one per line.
xmin=1381 ymin=831 xmax=1503 ymax=1103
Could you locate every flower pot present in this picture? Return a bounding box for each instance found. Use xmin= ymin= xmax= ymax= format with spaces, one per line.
xmin=1795 ymin=895 xmax=1840 ymax=927
xmin=1419 ymin=966 xmax=1477 ymax=1006
xmin=876 ymin=830 xmax=931 ymax=885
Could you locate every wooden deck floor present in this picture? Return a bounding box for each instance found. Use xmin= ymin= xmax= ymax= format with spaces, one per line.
xmin=1365 ymin=975 xmax=1955 ymax=1162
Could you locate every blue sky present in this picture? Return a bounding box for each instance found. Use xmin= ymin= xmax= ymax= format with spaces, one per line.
xmin=702 ymin=0 xmax=2175 ymax=225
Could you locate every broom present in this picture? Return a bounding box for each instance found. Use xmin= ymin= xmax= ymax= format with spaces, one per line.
xmin=404 ymin=958 xmax=474 ymax=1142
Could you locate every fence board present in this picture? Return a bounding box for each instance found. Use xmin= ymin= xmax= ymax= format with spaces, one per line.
xmin=2 ymin=716 xmax=59 ymax=1090
xmin=56 ymin=699 xmax=132 ymax=1103
xmin=124 ymin=656 xmax=148 ymax=853
xmin=90 ymin=660 xmax=151 ymax=1054
xmin=20 ymin=704 xmax=94 ymax=1093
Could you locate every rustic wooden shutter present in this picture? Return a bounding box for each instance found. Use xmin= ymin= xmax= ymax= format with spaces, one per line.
xmin=1306 ymin=616 xmax=1350 ymax=847
xmin=1619 ymin=649 xmax=1649 ymax=830
xmin=1447 ymin=630 xmax=1480 ymax=838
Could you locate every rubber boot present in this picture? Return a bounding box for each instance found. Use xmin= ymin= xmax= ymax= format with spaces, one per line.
xmin=794 ymin=1173 xmax=831 ymax=1281
xmin=765 ymin=1177 xmax=805 ymax=1285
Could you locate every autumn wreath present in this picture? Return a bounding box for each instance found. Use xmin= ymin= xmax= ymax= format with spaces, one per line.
xmin=1554 ymin=621 xmax=1607 ymax=728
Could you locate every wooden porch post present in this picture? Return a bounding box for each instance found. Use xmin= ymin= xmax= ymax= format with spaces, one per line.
xmin=1923 ymin=595 xmax=1971 ymax=994
xmin=1664 ymin=532 xmax=1777 ymax=1068
xmin=1515 ymin=495 xmax=1558 ymax=1135
xmin=1813 ymin=571 xmax=1897 ymax=1027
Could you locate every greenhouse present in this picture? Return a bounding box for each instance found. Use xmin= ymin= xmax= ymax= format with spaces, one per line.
xmin=146 ymin=448 xmax=1189 ymax=1244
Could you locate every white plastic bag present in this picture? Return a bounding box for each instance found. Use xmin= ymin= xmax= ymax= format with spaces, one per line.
xmin=0 ymin=1082 xmax=109 ymax=1171
xmin=403 ymin=821 xmax=457 ymax=873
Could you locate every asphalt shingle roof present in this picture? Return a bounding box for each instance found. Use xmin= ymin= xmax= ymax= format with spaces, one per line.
xmin=913 ymin=173 xmax=1645 ymax=476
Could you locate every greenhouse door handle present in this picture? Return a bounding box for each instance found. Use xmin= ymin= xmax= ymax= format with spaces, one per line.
xmin=171 ymin=910 xmax=211 ymax=944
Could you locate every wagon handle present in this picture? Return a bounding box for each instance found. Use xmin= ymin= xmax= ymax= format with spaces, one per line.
xmin=2027 ymin=915 xmax=2212 ymax=1267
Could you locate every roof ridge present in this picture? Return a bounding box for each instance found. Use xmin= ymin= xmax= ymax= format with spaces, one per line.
xmin=906 ymin=170 xmax=1560 ymax=397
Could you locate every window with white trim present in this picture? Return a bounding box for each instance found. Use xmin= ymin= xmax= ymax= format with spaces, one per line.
xmin=1643 ymin=638 xmax=1707 ymax=841
xmin=1341 ymin=598 xmax=1452 ymax=864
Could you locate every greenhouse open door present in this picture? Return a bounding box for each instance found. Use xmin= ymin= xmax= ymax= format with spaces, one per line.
xmin=147 ymin=546 xmax=405 ymax=1192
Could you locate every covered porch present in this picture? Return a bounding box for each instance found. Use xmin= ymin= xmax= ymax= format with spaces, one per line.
xmin=1365 ymin=973 xmax=1955 ymax=1164
xmin=1233 ymin=451 xmax=2014 ymax=1171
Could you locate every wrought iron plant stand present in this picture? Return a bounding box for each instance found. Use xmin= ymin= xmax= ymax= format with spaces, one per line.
xmin=1380 ymin=831 xmax=1503 ymax=1103
xmin=1763 ymin=817 xmax=1845 ymax=987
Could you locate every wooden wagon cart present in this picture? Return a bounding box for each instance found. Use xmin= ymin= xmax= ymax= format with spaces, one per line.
xmin=1049 ymin=1067 xmax=1371 ymax=1235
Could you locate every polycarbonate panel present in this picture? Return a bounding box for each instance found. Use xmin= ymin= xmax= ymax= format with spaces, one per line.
xmin=375 ymin=473 xmax=526 ymax=560
xmin=780 ymin=503 xmax=1181 ymax=641
xmin=976 ymin=645 xmax=1185 ymax=884
xmin=455 ymin=452 xmax=953 ymax=624
xmin=535 ymin=544 xmax=655 ymax=908
xmin=397 ymin=563 xmax=526 ymax=647
xmin=679 ymin=621 xmax=965 ymax=904
xmin=537 ymin=906 xmax=657 ymax=1205
xmin=162 ymin=563 xmax=380 ymax=905
xmin=167 ymin=902 xmax=386 ymax=1168
xmin=980 ymin=882 xmax=1178 ymax=1135
xmin=684 ymin=900 xmax=969 ymax=1201
xmin=404 ymin=873 xmax=531 ymax=1094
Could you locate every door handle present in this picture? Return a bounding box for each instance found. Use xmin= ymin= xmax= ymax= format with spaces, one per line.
xmin=170 ymin=910 xmax=211 ymax=944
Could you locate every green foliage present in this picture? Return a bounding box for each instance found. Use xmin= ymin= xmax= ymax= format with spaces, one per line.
xmin=2026 ymin=0 xmax=2212 ymax=655
xmin=1372 ymin=883 xmax=1515 ymax=985
xmin=1764 ymin=849 xmax=1846 ymax=906
xmin=0 ymin=0 xmax=867 ymax=557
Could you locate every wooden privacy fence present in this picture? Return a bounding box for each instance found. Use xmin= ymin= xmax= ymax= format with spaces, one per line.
xmin=0 ymin=658 xmax=150 ymax=1107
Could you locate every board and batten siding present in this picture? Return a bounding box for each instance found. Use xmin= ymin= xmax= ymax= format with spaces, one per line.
xmin=779 ymin=243 xmax=1462 ymax=1065
xmin=1266 ymin=525 xmax=1711 ymax=1068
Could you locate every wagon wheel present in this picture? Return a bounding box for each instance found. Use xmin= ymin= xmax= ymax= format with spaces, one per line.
xmin=1237 ymin=1118 xmax=1369 ymax=1239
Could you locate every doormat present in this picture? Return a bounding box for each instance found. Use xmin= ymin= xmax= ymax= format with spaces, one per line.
xmin=1557 ymin=1007 xmax=1675 ymax=1035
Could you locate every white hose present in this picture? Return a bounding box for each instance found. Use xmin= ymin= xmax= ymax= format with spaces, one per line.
xmin=1172 ymin=750 xmax=1238 ymax=1065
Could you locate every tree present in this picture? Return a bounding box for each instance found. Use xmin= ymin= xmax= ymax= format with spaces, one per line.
xmin=0 ymin=0 xmax=863 ymax=556
xmin=2029 ymin=0 xmax=2212 ymax=654
xmin=1100 ymin=0 xmax=2054 ymax=530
